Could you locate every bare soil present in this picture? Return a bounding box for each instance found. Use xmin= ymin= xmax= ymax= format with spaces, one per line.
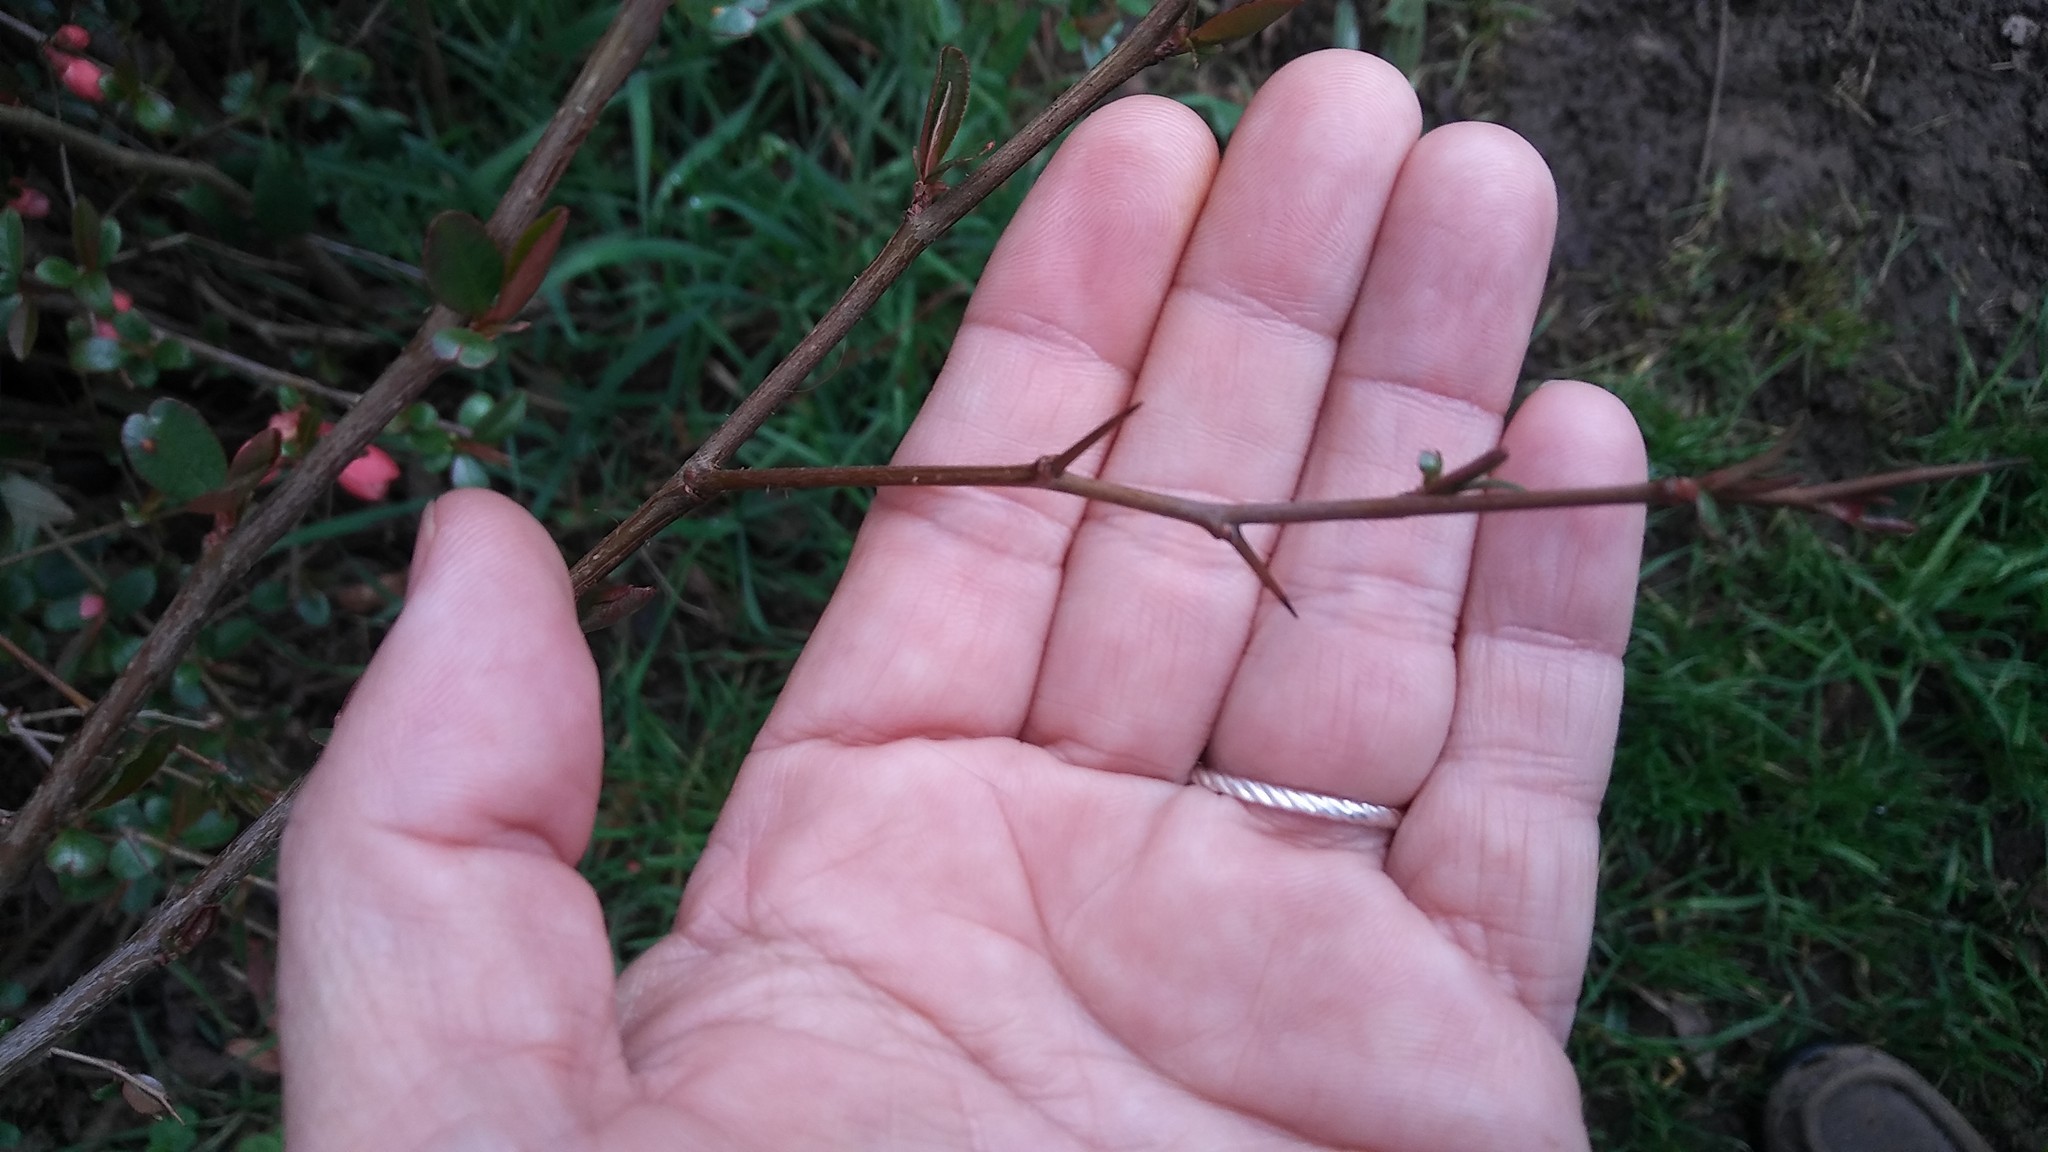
xmin=1492 ymin=0 xmax=2046 ymax=388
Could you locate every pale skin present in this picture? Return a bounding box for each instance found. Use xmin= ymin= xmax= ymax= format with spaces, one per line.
xmin=279 ymin=52 xmax=1647 ymax=1151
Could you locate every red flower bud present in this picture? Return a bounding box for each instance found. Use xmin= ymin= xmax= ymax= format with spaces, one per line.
xmin=5 ymin=186 xmax=50 ymax=220
xmin=93 ymin=318 xmax=119 ymax=341
xmin=112 ymin=289 xmax=134 ymax=313
xmin=338 ymin=444 xmax=401 ymax=502
xmin=78 ymin=592 xmax=106 ymax=620
xmin=52 ymin=25 xmax=91 ymax=52
xmin=58 ymin=56 xmax=107 ymax=103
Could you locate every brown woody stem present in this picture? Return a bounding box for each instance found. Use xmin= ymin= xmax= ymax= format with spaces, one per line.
xmin=0 ymin=781 xmax=301 ymax=1082
xmin=0 ymin=0 xmax=671 ymax=902
xmin=656 ymin=436 xmax=2021 ymax=609
xmin=566 ymin=0 xmax=1198 ymax=596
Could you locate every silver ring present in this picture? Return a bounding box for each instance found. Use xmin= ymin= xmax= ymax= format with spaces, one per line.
xmin=1191 ymin=767 xmax=1404 ymax=830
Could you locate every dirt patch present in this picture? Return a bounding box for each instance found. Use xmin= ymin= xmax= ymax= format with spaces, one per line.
xmin=1483 ymin=0 xmax=2047 ymax=387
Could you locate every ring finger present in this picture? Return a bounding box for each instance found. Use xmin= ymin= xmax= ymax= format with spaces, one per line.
xmin=1205 ymin=121 xmax=1560 ymax=807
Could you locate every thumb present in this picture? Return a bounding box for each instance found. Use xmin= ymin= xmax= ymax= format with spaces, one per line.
xmin=279 ymin=490 xmax=626 ymax=1148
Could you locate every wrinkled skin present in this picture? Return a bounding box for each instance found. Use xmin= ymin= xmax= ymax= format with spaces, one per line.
xmin=281 ymin=51 xmax=1645 ymax=1151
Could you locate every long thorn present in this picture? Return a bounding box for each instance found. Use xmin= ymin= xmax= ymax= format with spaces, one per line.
xmin=1226 ymin=527 xmax=1295 ymax=617
xmin=1044 ymin=403 xmax=1142 ymax=477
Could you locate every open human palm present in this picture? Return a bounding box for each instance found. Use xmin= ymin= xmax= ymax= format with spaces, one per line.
xmin=280 ymin=53 xmax=1645 ymax=1151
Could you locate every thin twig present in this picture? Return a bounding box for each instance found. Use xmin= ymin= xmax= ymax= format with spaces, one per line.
xmin=133 ymin=832 xmax=279 ymax=895
xmin=0 ymin=105 xmax=251 ymax=206
xmin=0 ymin=522 xmax=128 ymax=570
xmin=1695 ymin=0 xmax=1731 ymax=193
xmin=0 ymin=780 xmax=301 ymax=1083
xmin=191 ymin=277 xmax=387 ymax=349
xmin=676 ymin=433 xmax=2022 ymax=608
xmin=566 ymin=0 xmax=1199 ymax=595
xmin=0 ymin=632 xmax=95 ymax=713
xmin=47 ymin=1047 xmax=178 ymax=1118
xmin=0 ymin=0 xmax=674 ymax=902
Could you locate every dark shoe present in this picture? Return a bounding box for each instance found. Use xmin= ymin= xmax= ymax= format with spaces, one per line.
xmin=1764 ymin=1044 xmax=1993 ymax=1152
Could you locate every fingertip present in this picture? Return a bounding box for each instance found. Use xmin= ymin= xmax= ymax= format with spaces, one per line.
xmin=1506 ymin=381 xmax=1648 ymax=486
xmin=1413 ymin=119 xmax=1558 ymax=245
xmin=1257 ymin=48 xmax=1423 ymax=148
xmin=307 ymin=489 xmax=602 ymax=864
xmin=1477 ymin=380 xmax=1648 ymax=661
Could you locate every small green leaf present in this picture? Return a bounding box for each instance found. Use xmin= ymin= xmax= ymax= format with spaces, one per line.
xmin=71 ymin=198 xmax=102 ymax=271
xmin=108 ymin=835 xmax=165 ymax=881
xmin=698 ymin=0 xmax=769 ymax=41
xmin=485 ymin=206 xmax=569 ymax=323
xmin=456 ymin=392 xmax=494 ymax=428
xmin=250 ymin=579 xmax=290 ymax=614
xmin=45 ymin=829 xmax=107 ymax=879
xmin=914 ymin=46 xmax=972 ymax=186
xmin=94 ymin=731 xmax=178 ymax=812
xmin=107 ymin=566 xmax=158 ymax=616
xmin=152 ymin=338 xmax=193 ymax=370
xmin=180 ymin=808 xmax=239 ymax=851
xmin=207 ymin=615 xmax=262 ymax=658
xmin=1188 ymin=0 xmax=1303 ymax=51
xmin=133 ymin=91 xmax=178 ymax=133
xmin=99 ymin=216 xmax=123 ymax=264
xmin=0 ymin=209 xmax=23 ymax=291
xmin=71 ymin=335 xmax=125 ymax=374
xmin=467 ymin=390 xmax=526 ymax=443
xmin=423 ymin=211 xmax=504 ymax=316
xmin=40 ymin=594 xmax=88 ymax=631
xmin=1 ymin=473 xmax=74 ymax=551
xmin=122 ymin=398 xmax=229 ymax=502
xmin=294 ymin=590 xmax=331 ymax=627
xmin=34 ymin=257 xmax=80 ymax=289
xmin=114 ymin=310 xmax=153 ymax=343
xmin=251 ymin=146 xmax=315 ymax=239
xmin=449 ymin=454 xmax=489 ymax=488
xmin=75 ymin=269 xmax=116 ymax=316
xmin=430 ymin=326 xmax=499 ymax=369
xmin=6 ymin=297 xmax=36 ymax=361
xmin=170 ymin=663 xmax=208 ymax=709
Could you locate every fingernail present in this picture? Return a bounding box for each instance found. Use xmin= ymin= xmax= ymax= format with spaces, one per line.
xmin=409 ymin=499 xmax=440 ymax=587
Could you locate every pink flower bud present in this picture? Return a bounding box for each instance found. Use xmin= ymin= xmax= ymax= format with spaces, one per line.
xmin=93 ymin=318 xmax=119 ymax=340
xmin=5 ymin=186 xmax=51 ymax=220
xmin=78 ymin=592 xmax=105 ymax=620
xmin=337 ymin=444 xmax=400 ymax=502
xmin=52 ymin=25 xmax=91 ymax=52
xmin=112 ymin=289 xmax=133 ymax=313
xmin=59 ymin=57 xmax=107 ymax=103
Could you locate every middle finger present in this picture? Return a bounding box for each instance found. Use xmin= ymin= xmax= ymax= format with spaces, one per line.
xmin=1023 ymin=52 xmax=1422 ymax=780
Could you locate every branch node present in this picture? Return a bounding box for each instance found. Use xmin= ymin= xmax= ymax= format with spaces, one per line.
xmin=1419 ymin=446 xmax=1511 ymax=495
xmin=1041 ymin=403 xmax=1141 ymax=479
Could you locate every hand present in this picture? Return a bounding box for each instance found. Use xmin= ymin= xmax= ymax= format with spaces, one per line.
xmin=280 ymin=51 xmax=1645 ymax=1151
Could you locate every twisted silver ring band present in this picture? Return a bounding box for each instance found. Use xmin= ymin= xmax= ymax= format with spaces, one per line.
xmin=1191 ymin=767 xmax=1404 ymax=831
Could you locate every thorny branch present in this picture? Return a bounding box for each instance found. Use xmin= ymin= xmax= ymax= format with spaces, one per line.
xmin=566 ymin=0 xmax=1201 ymax=595
xmin=0 ymin=781 xmax=302 ymax=1081
xmin=677 ymin=406 xmax=2023 ymax=614
xmin=0 ymin=0 xmax=672 ymax=903
xmin=0 ymin=0 xmax=1201 ymax=1083
xmin=0 ymin=0 xmax=2020 ymax=1093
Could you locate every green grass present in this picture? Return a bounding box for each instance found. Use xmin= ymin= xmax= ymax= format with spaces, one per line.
xmin=4 ymin=1 xmax=2043 ymax=1147
xmin=1574 ymin=272 xmax=2048 ymax=1147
